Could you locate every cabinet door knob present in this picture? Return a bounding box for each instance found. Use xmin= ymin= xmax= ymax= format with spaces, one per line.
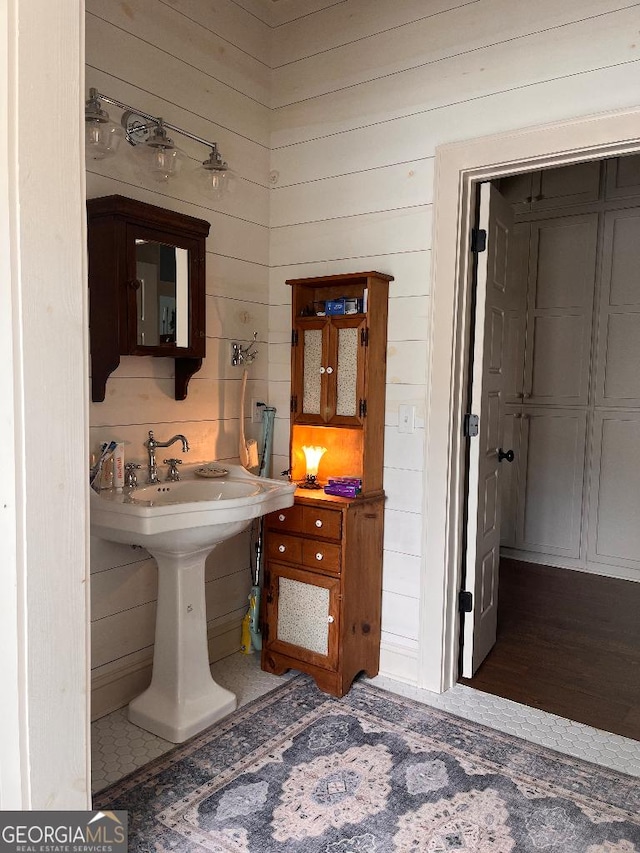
xmin=326 ymin=366 xmax=334 ymax=374
xmin=319 ymin=366 xmax=326 ymax=374
xmin=315 ymin=519 xmax=323 ymax=528
xmin=129 ymin=278 xmax=142 ymax=290
xmin=315 ymin=552 xmax=323 ymax=561
xmin=523 ymin=392 xmax=531 ymax=399
xmin=278 ymin=544 xmax=286 ymax=552
xmin=278 ymin=514 xmax=286 ymax=521
xmin=327 ymin=615 xmax=335 ymax=623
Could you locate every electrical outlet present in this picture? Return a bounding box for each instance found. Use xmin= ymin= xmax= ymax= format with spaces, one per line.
xmin=251 ymin=398 xmax=264 ymax=423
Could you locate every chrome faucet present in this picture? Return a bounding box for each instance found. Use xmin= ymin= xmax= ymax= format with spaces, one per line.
xmin=144 ymin=430 xmax=189 ymax=484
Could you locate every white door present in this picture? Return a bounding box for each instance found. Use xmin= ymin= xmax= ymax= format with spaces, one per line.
xmin=462 ymin=183 xmax=514 ymax=678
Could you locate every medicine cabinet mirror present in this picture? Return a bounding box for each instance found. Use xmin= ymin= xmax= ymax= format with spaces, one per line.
xmin=87 ymin=195 xmax=210 ymax=402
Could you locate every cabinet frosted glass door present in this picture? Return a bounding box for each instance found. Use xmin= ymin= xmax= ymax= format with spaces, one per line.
xmin=292 ymin=316 xmax=365 ymax=426
xmin=267 ymin=565 xmax=339 ymax=670
xmin=293 ymin=318 xmax=327 ymax=425
xmin=328 ymin=317 xmax=366 ymax=426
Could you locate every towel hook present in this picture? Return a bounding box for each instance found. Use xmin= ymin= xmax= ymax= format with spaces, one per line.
xmin=231 ymin=331 xmax=259 ymax=366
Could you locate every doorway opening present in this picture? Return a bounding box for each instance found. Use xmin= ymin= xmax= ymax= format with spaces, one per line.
xmin=457 ymin=156 xmax=640 ymax=740
xmin=422 ymin=106 xmax=640 ymax=705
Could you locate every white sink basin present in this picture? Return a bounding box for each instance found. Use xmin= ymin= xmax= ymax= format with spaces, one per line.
xmin=129 ymin=479 xmax=261 ymax=505
xmin=90 ymin=463 xmax=295 ymax=743
xmin=90 ymin=464 xmax=295 ymax=555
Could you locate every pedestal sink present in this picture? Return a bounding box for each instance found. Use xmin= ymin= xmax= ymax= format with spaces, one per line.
xmin=90 ymin=464 xmax=295 ymax=742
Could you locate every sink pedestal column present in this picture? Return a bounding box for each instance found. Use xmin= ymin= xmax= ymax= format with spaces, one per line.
xmin=128 ymin=547 xmax=237 ymax=743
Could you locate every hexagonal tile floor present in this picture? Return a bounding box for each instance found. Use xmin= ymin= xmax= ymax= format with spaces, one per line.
xmin=370 ymin=675 xmax=640 ymax=778
xmin=92 ymin=654 xmax=639 ymax=793
xmin=91 ymin=653 xmax=293 ymax=792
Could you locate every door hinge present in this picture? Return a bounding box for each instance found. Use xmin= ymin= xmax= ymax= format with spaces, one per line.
xmin=291 ymin=329 xmax=299 ymax=346
xmin=290 ymin=394 xmax=298 ymax=413
xmin=471 ymin=228 xmax=487 ymax=253
xmin=360 ymin=327 xmax=369 ymax=346
xmin=459 ymin=591 xmax=473 ymax=613
xmin=359 ymin=398 xmax=367 ymax=418
xmin=464 ymin=413 xmax=479 ymax=437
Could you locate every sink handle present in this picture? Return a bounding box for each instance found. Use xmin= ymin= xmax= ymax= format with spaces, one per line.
xmin=164 ymin=458 xmax=183 ymax=481
xmin=124 ymin=463 xmax=141 ymax=489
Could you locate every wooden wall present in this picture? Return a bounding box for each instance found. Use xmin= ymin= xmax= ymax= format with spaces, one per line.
xmin=87 ymin=0 xmax=640 ymax=700
xmin=266 ymin=0 xmax=640 ymax=682
xmin=86 ymin=0 xmax=271 ymax=718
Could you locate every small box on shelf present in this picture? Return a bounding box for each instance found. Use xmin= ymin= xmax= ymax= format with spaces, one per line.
xmin=325 ymin=299 xmax=346 ymax=315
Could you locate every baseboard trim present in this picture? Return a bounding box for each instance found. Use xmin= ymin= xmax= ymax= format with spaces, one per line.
xmin=502 ymin=548 xmax=640 ymax=583
xmin=378 ymin=639 xmax=419 ymax=685
xmin=91 ymin=615 xmax=243 ymax=721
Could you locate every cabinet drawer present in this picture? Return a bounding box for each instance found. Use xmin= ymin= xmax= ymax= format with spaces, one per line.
xmin=267 ymin=534 xmax=303 ymax=564
xmin=302 ymin=539 xmax=341 ymax=574
xmin=301 ymin=506 xmax=342 ymax=540
xmin=267 ymin=505 xmax=303 ymax=532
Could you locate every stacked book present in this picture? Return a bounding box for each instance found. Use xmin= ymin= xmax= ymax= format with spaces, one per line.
xmin=324 ymin=477 xmax=363 ymax=498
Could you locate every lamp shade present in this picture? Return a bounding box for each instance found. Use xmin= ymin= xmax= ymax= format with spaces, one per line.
xmin=132 ymin=123 xmax=186 ymax=183
xmin=195 ymin=145 xmax=232 ymax=199
xmin=302 ymin=445 xmax=327 ymax=477
xmin=196 ymin=165 xmax=231 ymax=199
xmin=85 ymin=120 xmax=124 ymax=160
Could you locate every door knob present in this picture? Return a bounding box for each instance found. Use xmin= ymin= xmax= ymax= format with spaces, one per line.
xmin=498 ymin=448 xmax=515 ymax=463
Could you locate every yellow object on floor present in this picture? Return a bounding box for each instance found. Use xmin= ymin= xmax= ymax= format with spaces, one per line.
xmin=240 ymin=610 xmax=252 ymax=654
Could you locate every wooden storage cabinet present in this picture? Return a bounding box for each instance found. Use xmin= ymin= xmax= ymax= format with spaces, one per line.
xmin=262 ymin=493 xmax=385 ymax=697
xmin=262 ymin=271 xmax=391 ymax=696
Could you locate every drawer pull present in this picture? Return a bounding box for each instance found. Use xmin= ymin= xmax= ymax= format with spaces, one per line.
xmin=278 ymin=514 xmax=285 ymax=522
xmin=315 ymin=519 xmax=323 ymax=528
xmin=278 ymin=544 xmax=286 ymax=553
xmin=327 ymin=615 xmax=335 ymax=624
xmin=315 ymin=552 xmax=323 ymax=561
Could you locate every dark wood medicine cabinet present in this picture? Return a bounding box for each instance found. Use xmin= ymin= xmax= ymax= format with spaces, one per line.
xmin=87 ymin=195 xmax=211 ymax=402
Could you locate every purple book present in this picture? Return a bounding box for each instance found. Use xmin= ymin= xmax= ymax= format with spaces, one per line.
xmin=324 ymin=483 xmax=360 ymax=498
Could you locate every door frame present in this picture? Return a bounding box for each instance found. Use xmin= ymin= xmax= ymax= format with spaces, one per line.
xmin=419 ymin=106 xmax=640 ymax=694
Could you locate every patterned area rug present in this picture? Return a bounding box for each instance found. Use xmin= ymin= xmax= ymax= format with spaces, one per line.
xmin=95 ymin=677 xmax=640 ymax=852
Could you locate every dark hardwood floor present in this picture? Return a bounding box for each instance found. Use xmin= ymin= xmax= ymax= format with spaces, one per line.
xmin=460 ymin=558 xmax=640 ymax=740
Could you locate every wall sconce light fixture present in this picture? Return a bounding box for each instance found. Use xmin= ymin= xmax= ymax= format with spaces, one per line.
xmin=300 ymin=445 xmax=327 ymax=489
xmin=85 ymin=88 xmax=229 ymax=194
